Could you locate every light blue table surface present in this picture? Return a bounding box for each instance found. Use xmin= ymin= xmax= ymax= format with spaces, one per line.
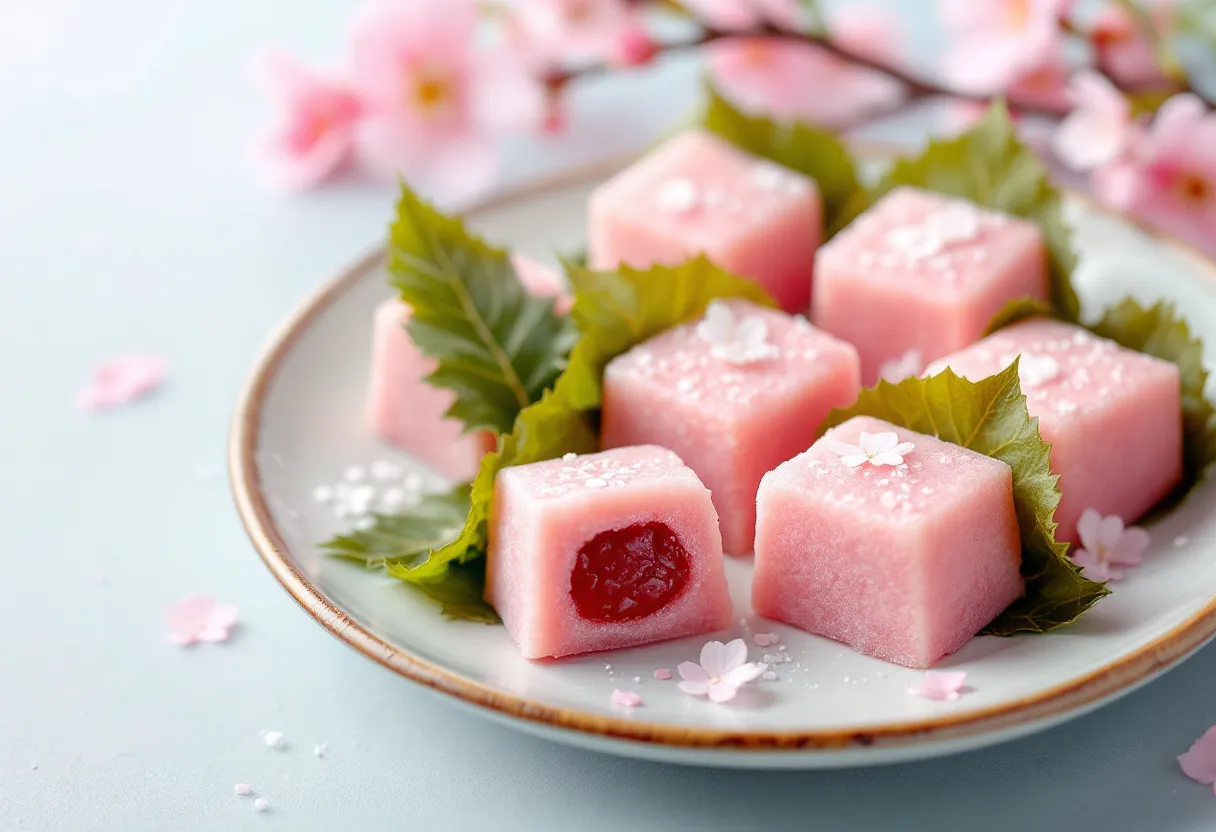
xmin=3 ymin=0 xmax=1216 ymax=829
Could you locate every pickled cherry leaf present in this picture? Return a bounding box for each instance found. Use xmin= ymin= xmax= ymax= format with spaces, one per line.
xmin=322 ymin=487 xmax=501 ymax=623
xmin=820 ymin=362 xmax=1109 ymax=635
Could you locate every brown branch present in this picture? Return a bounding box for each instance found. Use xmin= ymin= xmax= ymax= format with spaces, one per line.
xmin=543 ymin=19 xmax=1214 ymax=119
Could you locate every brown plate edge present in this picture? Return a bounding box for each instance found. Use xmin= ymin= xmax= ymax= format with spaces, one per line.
xmin=227 ymin=156 xmax=1216 ymax=754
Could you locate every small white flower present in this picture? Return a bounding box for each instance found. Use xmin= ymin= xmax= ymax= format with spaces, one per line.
xmin=824 ymin=431 xmax=915 ymax=468
xmin=677 ymin=639 xmax=765 ymax=704
xmin=695 ymin=300 xmax=780 ymax=365
xmin=877 ymin=349 xmax=923 ymax=383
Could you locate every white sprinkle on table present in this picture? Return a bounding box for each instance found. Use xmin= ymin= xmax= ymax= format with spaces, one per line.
xmin=262 ymin=731 xmax=285 ymax=749
xmin=343 ymin=466 xmax=366 ymax=483
xmin=313 ymin=742 xmax=328 ymax=758
xmin=253 ymin=797 xmax=270 ymax=813
xmin=370 ymin=459 xmax=402 ymax=481
xmin=312 ymin=486 xmax=333 ymax=504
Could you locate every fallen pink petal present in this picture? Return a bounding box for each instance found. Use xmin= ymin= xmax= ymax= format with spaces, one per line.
xmin=1179 ymin=726 xmax=1216 ymax=786
xmin=610 ymin=689 xmax=642 ymax=708
xmin=908 ymin=670 xmax=968 ymax=701
xmin=752 ymin=633 xmax=780 ymax=647
xmin=234 ymin=783 xmax=253 ymax=796
xmin=652 ymin=668 xmax=672 ymax=681
xmin=165 ymin=594 xmax=239 ymax=646
xmin=77 ymin=354 xmax=167 ymax=412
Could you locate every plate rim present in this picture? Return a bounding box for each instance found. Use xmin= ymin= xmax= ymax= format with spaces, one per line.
xmin=229 ymin=157 xmax=1216 ymax=754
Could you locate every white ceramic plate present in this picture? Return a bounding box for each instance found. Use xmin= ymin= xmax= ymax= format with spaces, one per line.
xmin=231 ymin=160 xmax=1216 ymax=769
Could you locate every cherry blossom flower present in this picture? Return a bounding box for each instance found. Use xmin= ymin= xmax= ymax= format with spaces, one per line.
xmin=1179 ymin=726 xmax=1216 ymax=792
xmin=349 ymin=0 xmax=543 ymax=202
xmin=609 ymin=21 xmax=659 ymax=69
xmin=681 ymin=0 xmax=801 ymax=32
xmin=251 ymin=48 xmax=363 ymax=191
xmin=939 ymin=0 xmax=1064 ymax=94
xmin=77 ymin=354 xmax=167 ymax=412
xmin=908 ymin=670 xmax=968 ymax=701
xmin=696 ymin=300 xmax=780 ymax=365
xmin=1091 ymin=1 xmax=1175 ymax=88
xmin=706 ymin=38 xmax=903 ymax=130
xmin=1053 ymin=71 xmax=1131 ymax=171
xmin=878 ymin=349 xmax=923 ymax=383
xmin=824 ymin=431 xmax=915 ymax=468
xmin=1092 ymin=94 xmax=1216 ymax=256
xmin=677 ymin=639 xmax=765 ymax=703
xmin=509 ymin=0 xmax=637 ymax=65
xmin=610 ymin=689 xmax=642 ymax=708
xmin=164 ymin=594 xmax=239 ymax=646
xmin=1071 ymin=508 xmax=1150 ymax=581
xmin=1004 ymin=46 xmax=1071 ymax=112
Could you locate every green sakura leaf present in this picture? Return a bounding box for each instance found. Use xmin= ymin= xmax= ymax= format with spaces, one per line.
xmin=985 ymin=297 xmax=1055 ymax=335
xmin=559 ymin=255 xmax=778 ymax=411
xmin=820 ymin=362 xmax=1109 ymax=635
xmin=865 ymin=100 xmax=1082 ymax=323
xmin=321 ymin=487 xmax=500 ymax=623
xmin=701 ymin=84 xmax=863 ymax=234
xmin=388 ymin=182 xmax=579 ymax=435
xmin=1089 ymin=298 xmax=1216 ymax=507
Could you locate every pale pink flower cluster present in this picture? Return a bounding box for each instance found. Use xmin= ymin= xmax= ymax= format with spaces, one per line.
xmin=1053 ymin=72 xmax=1216 ymax=258
xmin=254 ymin=0 xmax=653 ymax=199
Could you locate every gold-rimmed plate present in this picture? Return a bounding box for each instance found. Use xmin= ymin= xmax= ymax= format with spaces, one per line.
xmin=230 ymin=160 xmax=1216 ymax=768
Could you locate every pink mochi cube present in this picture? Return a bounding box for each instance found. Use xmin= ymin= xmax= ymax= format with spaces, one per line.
xmin=753 ymin=416 xmax=1024 ymax=668
xmin=485 ymin=445 xmax=733 ymax=660
xmin=601 ymin=299 xmax=861 ymax=555
xmin=927 ymin=318 xmax=1182 ymax=542
xmin=588 ymin=129 xmax=823 ymax=312
xmin=367 ymin=253 xmax=570 ymax=482
xmin=813 ymin=187 xmax=1049 ymax=383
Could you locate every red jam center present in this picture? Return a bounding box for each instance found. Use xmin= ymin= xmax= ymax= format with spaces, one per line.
xmin=570 ymin=522 xmax=690 ymax=623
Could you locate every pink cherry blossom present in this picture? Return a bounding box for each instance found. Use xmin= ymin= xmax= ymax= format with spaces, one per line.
xmin=1092 ymin=1 xmax=1174 ymax=88
xmin=828 ymin=3 xmax=903 ymax=65
xmin=706 ymin=38 xmax=903 ymax=130
xmin=1071 ymin=508 xmax=1150 ymax=581
xmin=1179 ymin=726 xmax=1216 ymax=789
xmin=609 ymin=22 xmax=659 ymax=69
xmin=251 ymin=49 xmax=363 ymax=191
xmin=681 ymin=0 xmax=801 ymax=32
xmin=509 ymin=0 xmax=637 ymax=65
xmin=1092 ymin=94 xmax=1216 ymax=257
xmin=610 ymin=689 xmax=642 ymax=708
xmin=77 ymin=354 xmax=167 ymax=412
xmin=1053 ymin=71 xmax=1130 ymax=171
xmin=349 ymin=0 xmax=543 ymax=202
xmin=908 ymin=670 xmax=968 ymax=701
xmin=1004 ymin=46 xmax=1071 ymax=112
xmin=939 ymin=0 xmax=1064 ymax=94
xmin=677 ymin=639 xmax=765 ymax=703
xmin=165 ymin=594 xmax=239 ymax=646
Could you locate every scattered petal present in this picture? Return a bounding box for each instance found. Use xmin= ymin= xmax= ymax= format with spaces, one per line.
xmin=825 ymin=431 xmax=914 ymax=468
xmin=1053 ymin=70 xmax=1130 ymax=171
xmin=1072 ymin=508 xmax=1149 ymax=582
xmin=1179 ymin=726 xmax=1216 ymax=785
xmin=695 ymin=299 xmax=780 ymax=365
xmin=164 ymin=595 xmax=238 ymax=646
xmin=77 ymin=354 xmax=167 ymax=412
xmin=752 ymin=633 xmax=780 ymax=647
xmin=234 ymin=783 xmax=253 ymax=796
xmin=611 ymin=689 xmax=642 ymax=708
xmin=908 ymin=670 xmax=968 ymax=701
xmin=652 ymin=668 xmax=672 ymax=680
xmin=678 ymin=639 xmax=764 ymax=704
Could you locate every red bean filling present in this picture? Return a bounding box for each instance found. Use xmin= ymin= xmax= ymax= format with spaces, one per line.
xmin=570 ymin=522 xmax=690 ymax=623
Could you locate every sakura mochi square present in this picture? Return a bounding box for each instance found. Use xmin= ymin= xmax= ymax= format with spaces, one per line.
xmin=753 ymin=416 xmax=1023 ymax=668
xmin=812 ymin=187 xmax=1049 ymax=383
xmin=601 ymin=299 xmax=861 ymax=555
xmin=928 ymin=318 xmax=1182 ymax=542
xmin=486 ymin=445 xmax=732 ymax=660
xmin=367 ymin=299 xmax=496 ymax=482
xmin=588 ymin=129 xmax=822 ymax=312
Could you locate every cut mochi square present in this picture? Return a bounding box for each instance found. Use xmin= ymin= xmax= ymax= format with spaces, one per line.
xmin=812 ymin=186 xmax=1049 ymax=383
xmin=601 ymin=299 xmax=861 ymax=555
xmin=927 ymin=318 xmax=1182 ymax=542
xmin=367 ymin=253 xmax=569 ymax=482
xmin=588 ymin=129 xmax=822 ymax=312
xmin=485 ymin=445 xmax=732 ymax=660
xmin=753 ymin=416 xmax=1023 ymax=668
